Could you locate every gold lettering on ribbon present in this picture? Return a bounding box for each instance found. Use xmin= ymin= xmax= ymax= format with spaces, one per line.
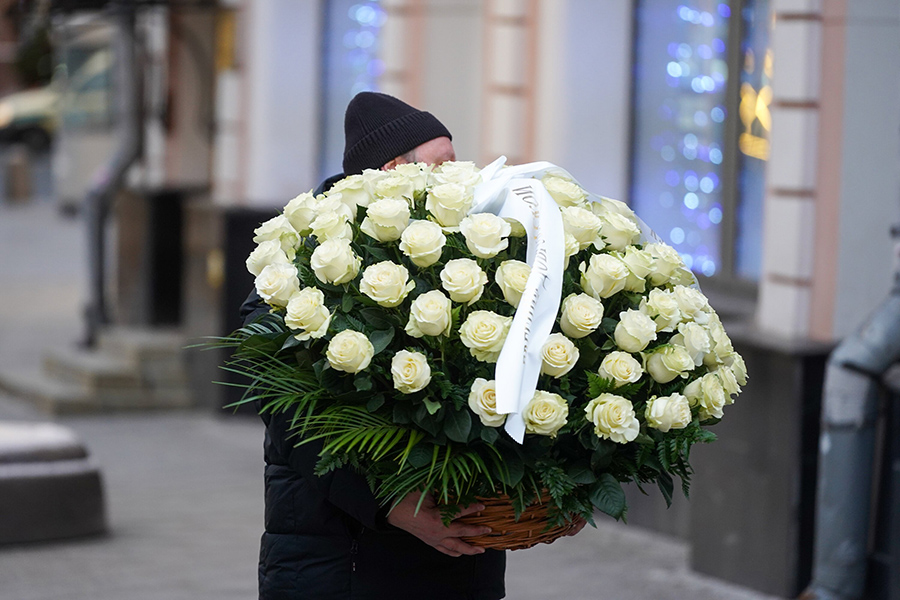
xmin=510 ymin=184 xmax=550 ymax=365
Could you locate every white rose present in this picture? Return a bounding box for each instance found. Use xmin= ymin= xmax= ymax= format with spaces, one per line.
xmin=646 ymin=243 xmax=685 ymax=286
xmin=459 ymin=310 xmax=512 ymax=363
xmin=620 ymin=247 xmax=652 ymax=293
xmin=584 ymin=394 xmax=640 ymax=444
xmin=399 ymin=220 xmax=446 ymax=267
xmin=405 ymin=290 xmax=452 ymax=338
xmin=255 ymin=263 xmax=301 ymax=307
xmin=562 ymin=206 xmax=603 ymax=251
xmin=468 ymin=378 xmax=507 ymax=427
xmin=361 ymin=169 xmax=388 ymax=196
xmin=360 ymin=198 xmax=410 ymax=242
xmin=522 ymin=390 xmax=569 ymax=437
xmin=704 ymin=315 xmax=734 ymax=367
xmin=326 ymin=330 xmax=374 ymax=374
xmin=392 ymin=162 xmax=431 ymax=192
xmin=253 ymin=215 xmax=300 ymax=257
xmin=670 ymin=321 xmax=712 ymax=366
xmin=684 ymin=373 xmax=727 ymax=420
xmin=542 ymin=175 xmax=586 ymax=208
xmin=614 ymin=309 xmax=658 ymax=353
xmin=591 ymin=196 xmax=637 ymax=221
xmin=640 ymin=288 xmax=682 ymax=332
xmin=713 ymin=366 xmax=740 ymax=401
xmin=374 ymin=172 xmax=415 ymax=201
xmin=310 ymin=238 xmax=361 ymax=285
xmin=459 ymin=213 xmax=511 ymax=258
xmin=580 ymin=254 xmax=629 ymax=299
xmin=644 ymin=345 xmax=695 ymax=383
xmin=540 ymin=333 xmax=580 ymax=378
xmin=359 ymin=261 xmax=415 ymax=307
xmin=283 ymin=191 xmax=318 ymax=235
xmin=564 ymin=233 xmax=580 ymax=265
xmin=597 ymin=351 xmax=643 ymax=387
xmin=314 ymin=194 xmax=355 ymax=222
xmin=390 ymin=350 xmax=431 ymax=394
xmin=246 ymin=239 xmax=292 ymax=277
xmin=440 ymin=258 xmax=488 ymax=304
xmin=311 ymin=210 xmax=353 ymax=242
xmin=429 ymin=161 xmax=481 ymax=188
xmin=598 ymin=211 xmax=641 ymax=252
xmin=324 ymin=174 xmax=371 ymax=211
xmin=559 ymin=293 xmax=603 ymax=338
xmin=425 ymin=183 xmax=473 ymax=228
xmin=645 ymin=393 xmax=692 ymax=432
xmin=723 ymin=352 xmax=748 ymax=386
xmin=495 ymin=260 xmax=531 ymax=308
xmin=285 ymin=287 xmax=332 ymax=340
xmin=672 ymin=285 xmax=712 ymax=324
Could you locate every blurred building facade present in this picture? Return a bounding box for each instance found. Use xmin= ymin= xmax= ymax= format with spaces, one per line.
xmin=41 ymin=0 xmax=899 ymax=596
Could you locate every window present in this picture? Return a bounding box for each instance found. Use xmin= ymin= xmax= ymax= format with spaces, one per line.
xmin=630 ymin=0 xmax=770 ymax=291
xmin=318 ymin=1 xmax=387 ymax=181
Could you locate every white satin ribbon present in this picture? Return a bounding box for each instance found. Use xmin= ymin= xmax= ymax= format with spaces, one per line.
xmin=470 ymin=158 xmax=567 ymax=443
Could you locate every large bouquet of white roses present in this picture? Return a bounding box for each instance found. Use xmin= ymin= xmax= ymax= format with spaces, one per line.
xmin=216 ymin=158 xmax=747 ymax=549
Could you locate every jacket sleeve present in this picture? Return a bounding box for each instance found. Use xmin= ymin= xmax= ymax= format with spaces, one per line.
xmin=243 ymin=286 xmax=389 ymax=531
xmin=262 ymin=407 xmax=389 ymax=531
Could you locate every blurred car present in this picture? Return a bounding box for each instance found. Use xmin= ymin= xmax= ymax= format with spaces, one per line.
xmin=0 ymin=83 xmax=59 ymax=151
xmin=0 ymin=48 xmax=113 ymax=153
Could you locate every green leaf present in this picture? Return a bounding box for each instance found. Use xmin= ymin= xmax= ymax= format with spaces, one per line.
xmin=600 ymin=317 xmax=619 ymax=335
xmin=567 ymin=461 xmax=597 ymax=485
xmin=341 ymin=293 xmax=354 ymax=313
xmin=354 ymin=374 xmax=373 ymax=392
xmin=590 ymin=473 xmax=627 ymax=520
xmin=498 ymin=452 xmax=524 ymax=487
xmin=444 ymin=408 xmax=472 ymax=443
xmin=480 ymin=427 xmax=499 ymax=444
xmin=422 ymin=397 xmax=442 ymax=415
xmin=369 ymin=328 xmax=395 ymax=355
xmin=634 ymin=432 xmax=655 ymax=446
xmin=587 ymin=372 xmax=615 ymax=398
xmin=600 ymin=339 xmax=616 ymax=351
xmin=393 ymin=403 xmax=412 ymax=424
xmin=360 ymin=308 xmax=393 ymax=330
xmin=280 ymin=334 xmax=302 ymax=351
xmin=366 ymin=395 xmax=385 ymax=412
xmin=657 ymin=471 xmax=674 ymax=508
xmin=406 ymin=444 xmax=433 ymax=469
xmin=362 ymin=245 xmax=390 ymax=262
xmin=314 ymin=452 xmax=345 ymax=476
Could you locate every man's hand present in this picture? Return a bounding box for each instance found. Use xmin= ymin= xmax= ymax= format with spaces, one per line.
xmin=386 ymin=492 xmax=491 ymax=557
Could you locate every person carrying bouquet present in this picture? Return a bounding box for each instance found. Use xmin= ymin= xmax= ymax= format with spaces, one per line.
xmin=241 ymin=92 xmax=507 ymax=600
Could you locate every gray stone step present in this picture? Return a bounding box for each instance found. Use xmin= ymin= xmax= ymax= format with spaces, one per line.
xmin=0 ymin=366 xmax=192 ymax=414
xmin=43 ymin=346 xmax=141 ymax=391
xmin=97 ymin=326 xmax=189 ymax=387
xmin=0 ymin=367 xmax=97 ymax=415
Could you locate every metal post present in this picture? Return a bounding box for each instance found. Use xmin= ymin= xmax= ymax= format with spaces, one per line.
xmin=801 ymin=224 xmax=900 ymax=600
xmin=83 ymin=0 xmax=143 ymax=347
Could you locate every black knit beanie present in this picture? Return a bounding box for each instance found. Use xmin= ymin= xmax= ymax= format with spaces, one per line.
xmin=342 ymin=92 xmax=452 ymax=175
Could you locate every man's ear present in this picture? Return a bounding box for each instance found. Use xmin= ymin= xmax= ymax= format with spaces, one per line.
xmin=382 ymin=155 xmax=410 ymax=171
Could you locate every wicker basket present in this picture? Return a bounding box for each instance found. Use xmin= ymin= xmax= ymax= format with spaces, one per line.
xmin=455 ymin=491 xmax=580 ymax=551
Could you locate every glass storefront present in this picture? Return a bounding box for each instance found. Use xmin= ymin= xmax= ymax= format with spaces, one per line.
xmin=631 ymin=1 xmax=770 ymax=283
xmin=319 ymin=1 xmax=387 ymax=181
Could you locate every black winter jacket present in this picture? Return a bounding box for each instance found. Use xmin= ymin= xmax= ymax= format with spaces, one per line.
xmin=242 ymin=174 xmax=506 ymax=600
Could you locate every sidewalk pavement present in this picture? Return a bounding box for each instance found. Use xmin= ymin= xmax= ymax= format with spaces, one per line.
xmin=0 ymin=202 xmax=785 ymax=600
